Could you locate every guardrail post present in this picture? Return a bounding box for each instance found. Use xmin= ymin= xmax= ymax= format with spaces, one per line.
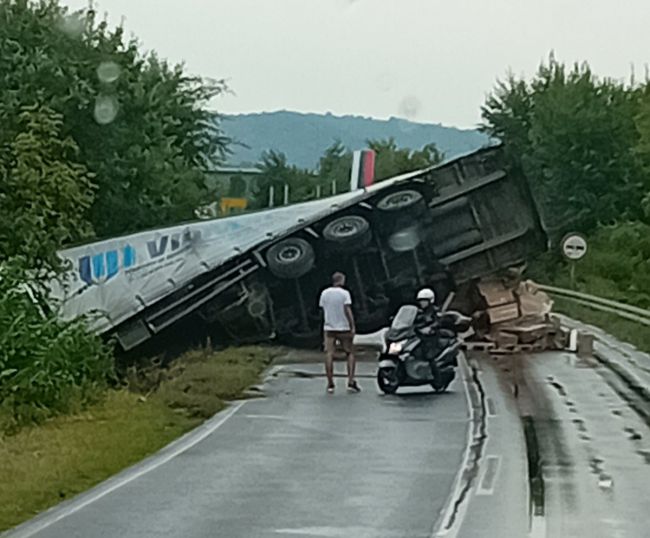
xmin=576 ymin=331 xmax=594 ymax=359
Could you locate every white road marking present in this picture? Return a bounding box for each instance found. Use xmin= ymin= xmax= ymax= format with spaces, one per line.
xmin=274 ymin=527 xmax=385 ymax=537
xmin=4 ymin=401 xmax=246 ymax=538
xmin=476 ymin=455 xmax=501 ymax=496
xmin=432 ymin=353 xmax=476 ymax=537
xmin=486 ymin=397 xmax=497 ymax=417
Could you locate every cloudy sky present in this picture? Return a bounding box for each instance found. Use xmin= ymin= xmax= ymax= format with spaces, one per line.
xmin=61 ymin=0 xmax=649 ymax=128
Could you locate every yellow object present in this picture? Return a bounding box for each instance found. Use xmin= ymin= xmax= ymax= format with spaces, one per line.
xmin=220 ymin=197 xmax=248 ymax=215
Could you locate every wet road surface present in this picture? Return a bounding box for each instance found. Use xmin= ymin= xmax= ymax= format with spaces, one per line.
xmin=489 ymin=349 xmax=650 ymax=538
xmin=10 ymin=331 xmax=650 ymax=538
xmin=8 ymin=361 xmax=470 ymax=538
xmin=526 ymin=353 xmax=650 ymax=538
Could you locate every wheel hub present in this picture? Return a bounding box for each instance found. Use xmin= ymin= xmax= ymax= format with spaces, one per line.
xmin=279 ymin=246 xmax=301 ymax=261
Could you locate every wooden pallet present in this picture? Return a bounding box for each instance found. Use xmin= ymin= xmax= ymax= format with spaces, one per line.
xmin=464 ymin=340 xmax=551 ymax=355
xmin=462 ymin=341 xmax=496 ymax=352
xmin=489 ymin=343 xmax=550 ymax=355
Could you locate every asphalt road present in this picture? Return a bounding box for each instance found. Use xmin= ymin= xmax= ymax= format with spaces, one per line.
xmin=9 ymin=361 xmax=470 ymax=538
xmin=517 ymin=351 xmax=650 ymax=538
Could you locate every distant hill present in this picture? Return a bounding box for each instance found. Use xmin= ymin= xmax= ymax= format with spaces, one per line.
xmin=221 ymin=111 xmax=489 ymax=169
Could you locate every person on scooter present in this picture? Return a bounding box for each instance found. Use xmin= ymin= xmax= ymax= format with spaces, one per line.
xmin=415 ymin=287 xmax=455 ymax=388
xmin=415 ymin=288 xmax=439 ymax=332
xmin=415 ymin=288 xmax=441 ymax=356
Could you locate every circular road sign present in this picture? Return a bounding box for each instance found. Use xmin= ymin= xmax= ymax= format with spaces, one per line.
xmin=561 ymin=233 xmax=588 ymax=260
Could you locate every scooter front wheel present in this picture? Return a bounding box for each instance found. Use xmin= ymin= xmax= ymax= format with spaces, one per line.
xmin=377 ymin=368 xmax=400 ymax=394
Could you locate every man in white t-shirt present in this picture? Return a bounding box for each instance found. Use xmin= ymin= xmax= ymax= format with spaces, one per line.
xmin=318 ymin=272 xmax=360 ymax=394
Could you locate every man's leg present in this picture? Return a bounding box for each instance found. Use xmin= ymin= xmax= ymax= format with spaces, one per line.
xmin=424 ymin=335 xmax=442 ymax=384
xmin=324 ymin=333 xmax=335 ymax=391
xmin=346 ymin=350 xmax=356 ymax=384
xmin=343 ymin=334 xmax=360 ymax=392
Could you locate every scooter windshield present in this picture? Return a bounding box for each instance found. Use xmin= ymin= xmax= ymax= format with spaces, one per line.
xmin=390 ymin=305 xmax=419 ymax=331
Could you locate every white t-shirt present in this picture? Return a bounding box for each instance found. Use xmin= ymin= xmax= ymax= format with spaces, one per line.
xmin=319 ymin=287 xmax=352 ymax=331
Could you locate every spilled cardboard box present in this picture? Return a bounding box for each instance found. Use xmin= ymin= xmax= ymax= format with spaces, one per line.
xmin=469 ymin=276 xmax=570 ymax=353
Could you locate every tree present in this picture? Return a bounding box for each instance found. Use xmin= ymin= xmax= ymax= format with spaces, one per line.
xmin=0 ymin=104 xmax=95 ymax=282
xmin=480 ymin=73 xmax=534 ymax=168
xmin=317 ymin=138 xmax=444 ymax=194
xmin=252 ymin=150 xmax=318 ymax=208
xmin=228 ymin=175 xmax=247 ymax=198
xmin=633 ymin=89 xmax=650 ymax=222
xmin=0 ymin=104 xmax=112 ymax=429
xmin=250 ymin=140 xmax=444 ymax=208
xmin=0 ymin=0 xmax=229 ymax=238
xmin=367 ymin=138 xmax=443 ymax=181
xmin=252 ymin=150 xmax=291 ymax=208
xmin=318 ymin=140 xmax=352 ymax=194
xmin=481 ymin=57 xmax=646 ymax=237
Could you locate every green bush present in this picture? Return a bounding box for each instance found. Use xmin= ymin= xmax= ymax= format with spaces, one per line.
xmin=154 ymin=346 xmax=273 ymax=419
xmin=0 ymin=263 xmax=113 ymax=432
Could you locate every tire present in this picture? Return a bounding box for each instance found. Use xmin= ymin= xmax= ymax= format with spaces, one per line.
xmin=431 ymin=369 xmax=455 ymax=393
xmin=375 ymin=189 xmax=424 ymax=212
xmin=323 ymin=215 xmax=371 ymax=251
xmin=246 ymin=282 xmax=270 ymax=318
xmin=377 ymin=366 xmax=400 ymax=394
xmin=266 ymin=238 xmax=315 ymax=279
xmin=246 ymin=297 xmax=267 ymax=318
xmin=387 ymin=225 xmax=422 ymax=252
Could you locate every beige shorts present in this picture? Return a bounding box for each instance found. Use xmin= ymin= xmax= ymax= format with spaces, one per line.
xmin=324 ymin=331 xmax=354 ymax=354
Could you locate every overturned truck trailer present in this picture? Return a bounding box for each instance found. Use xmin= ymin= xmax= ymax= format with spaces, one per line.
xmin=50 ymin=144 xmax=548 ymax=351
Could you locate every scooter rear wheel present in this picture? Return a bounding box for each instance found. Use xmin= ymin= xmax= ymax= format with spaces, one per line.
xmin=431 ymin=381 xmax=450 ymax=394
xmin=431 ymin=370 xmax=455 ymax=393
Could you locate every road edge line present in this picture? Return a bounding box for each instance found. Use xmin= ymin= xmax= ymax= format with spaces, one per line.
xmin=431 ymin=352 xmax=481 ymax=537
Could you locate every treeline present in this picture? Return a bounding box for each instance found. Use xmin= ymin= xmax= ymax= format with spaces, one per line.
xmin=240 ymin=139 xmax=443 ymax=209
xmin=481 ymin=55 xmax=650 ymax=306
xmin=0 ymin=0 xmax=228 ymax=430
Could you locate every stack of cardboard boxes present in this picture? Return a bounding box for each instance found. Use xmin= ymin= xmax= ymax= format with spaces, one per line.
xmin=465 ymin=276 xmax=571 ymax=354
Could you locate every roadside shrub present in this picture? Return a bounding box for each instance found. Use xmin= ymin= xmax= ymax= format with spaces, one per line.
xmin=530 ymin=221 xmax=650 ymax=309
xmin=154 ymin=346 xmax=273 ymax=419
xmin=0 ymin=262 xmax=113 ymax=432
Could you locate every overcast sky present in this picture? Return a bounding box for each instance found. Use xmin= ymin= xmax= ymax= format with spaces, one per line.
xmin=61 ymin=0 xmax=650 ymax=129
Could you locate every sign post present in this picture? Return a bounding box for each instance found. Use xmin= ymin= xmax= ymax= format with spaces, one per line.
xmin=561 ymin=233 xmax=588 ymax=289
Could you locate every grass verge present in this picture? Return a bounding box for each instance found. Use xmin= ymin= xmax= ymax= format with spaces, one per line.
xmin=0 ymin=345 xmax=275 ymax=532
xmin=554 ymin=297 xmax=650 ymax=354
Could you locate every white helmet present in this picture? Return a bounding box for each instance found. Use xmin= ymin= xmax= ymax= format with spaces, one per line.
xmin=416 ymin=288 xmax=435 ymax=303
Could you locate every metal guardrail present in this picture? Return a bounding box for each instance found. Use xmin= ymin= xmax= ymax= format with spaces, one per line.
xmin=538 ymin=284 xmax=650 ymax=327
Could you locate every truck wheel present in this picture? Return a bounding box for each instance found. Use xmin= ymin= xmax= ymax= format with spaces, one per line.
xmin=376 ymin=189 xmax=424 ymax=212
xmin=246 ymin=297 xmax=268 ymax=318
xmin=323 ymin=215 xmax=371 ymax=251
xmin=387 ymin=225 xmax=422 ymax=252
xmin=266 ymin=238 xmax=315 ymax=279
